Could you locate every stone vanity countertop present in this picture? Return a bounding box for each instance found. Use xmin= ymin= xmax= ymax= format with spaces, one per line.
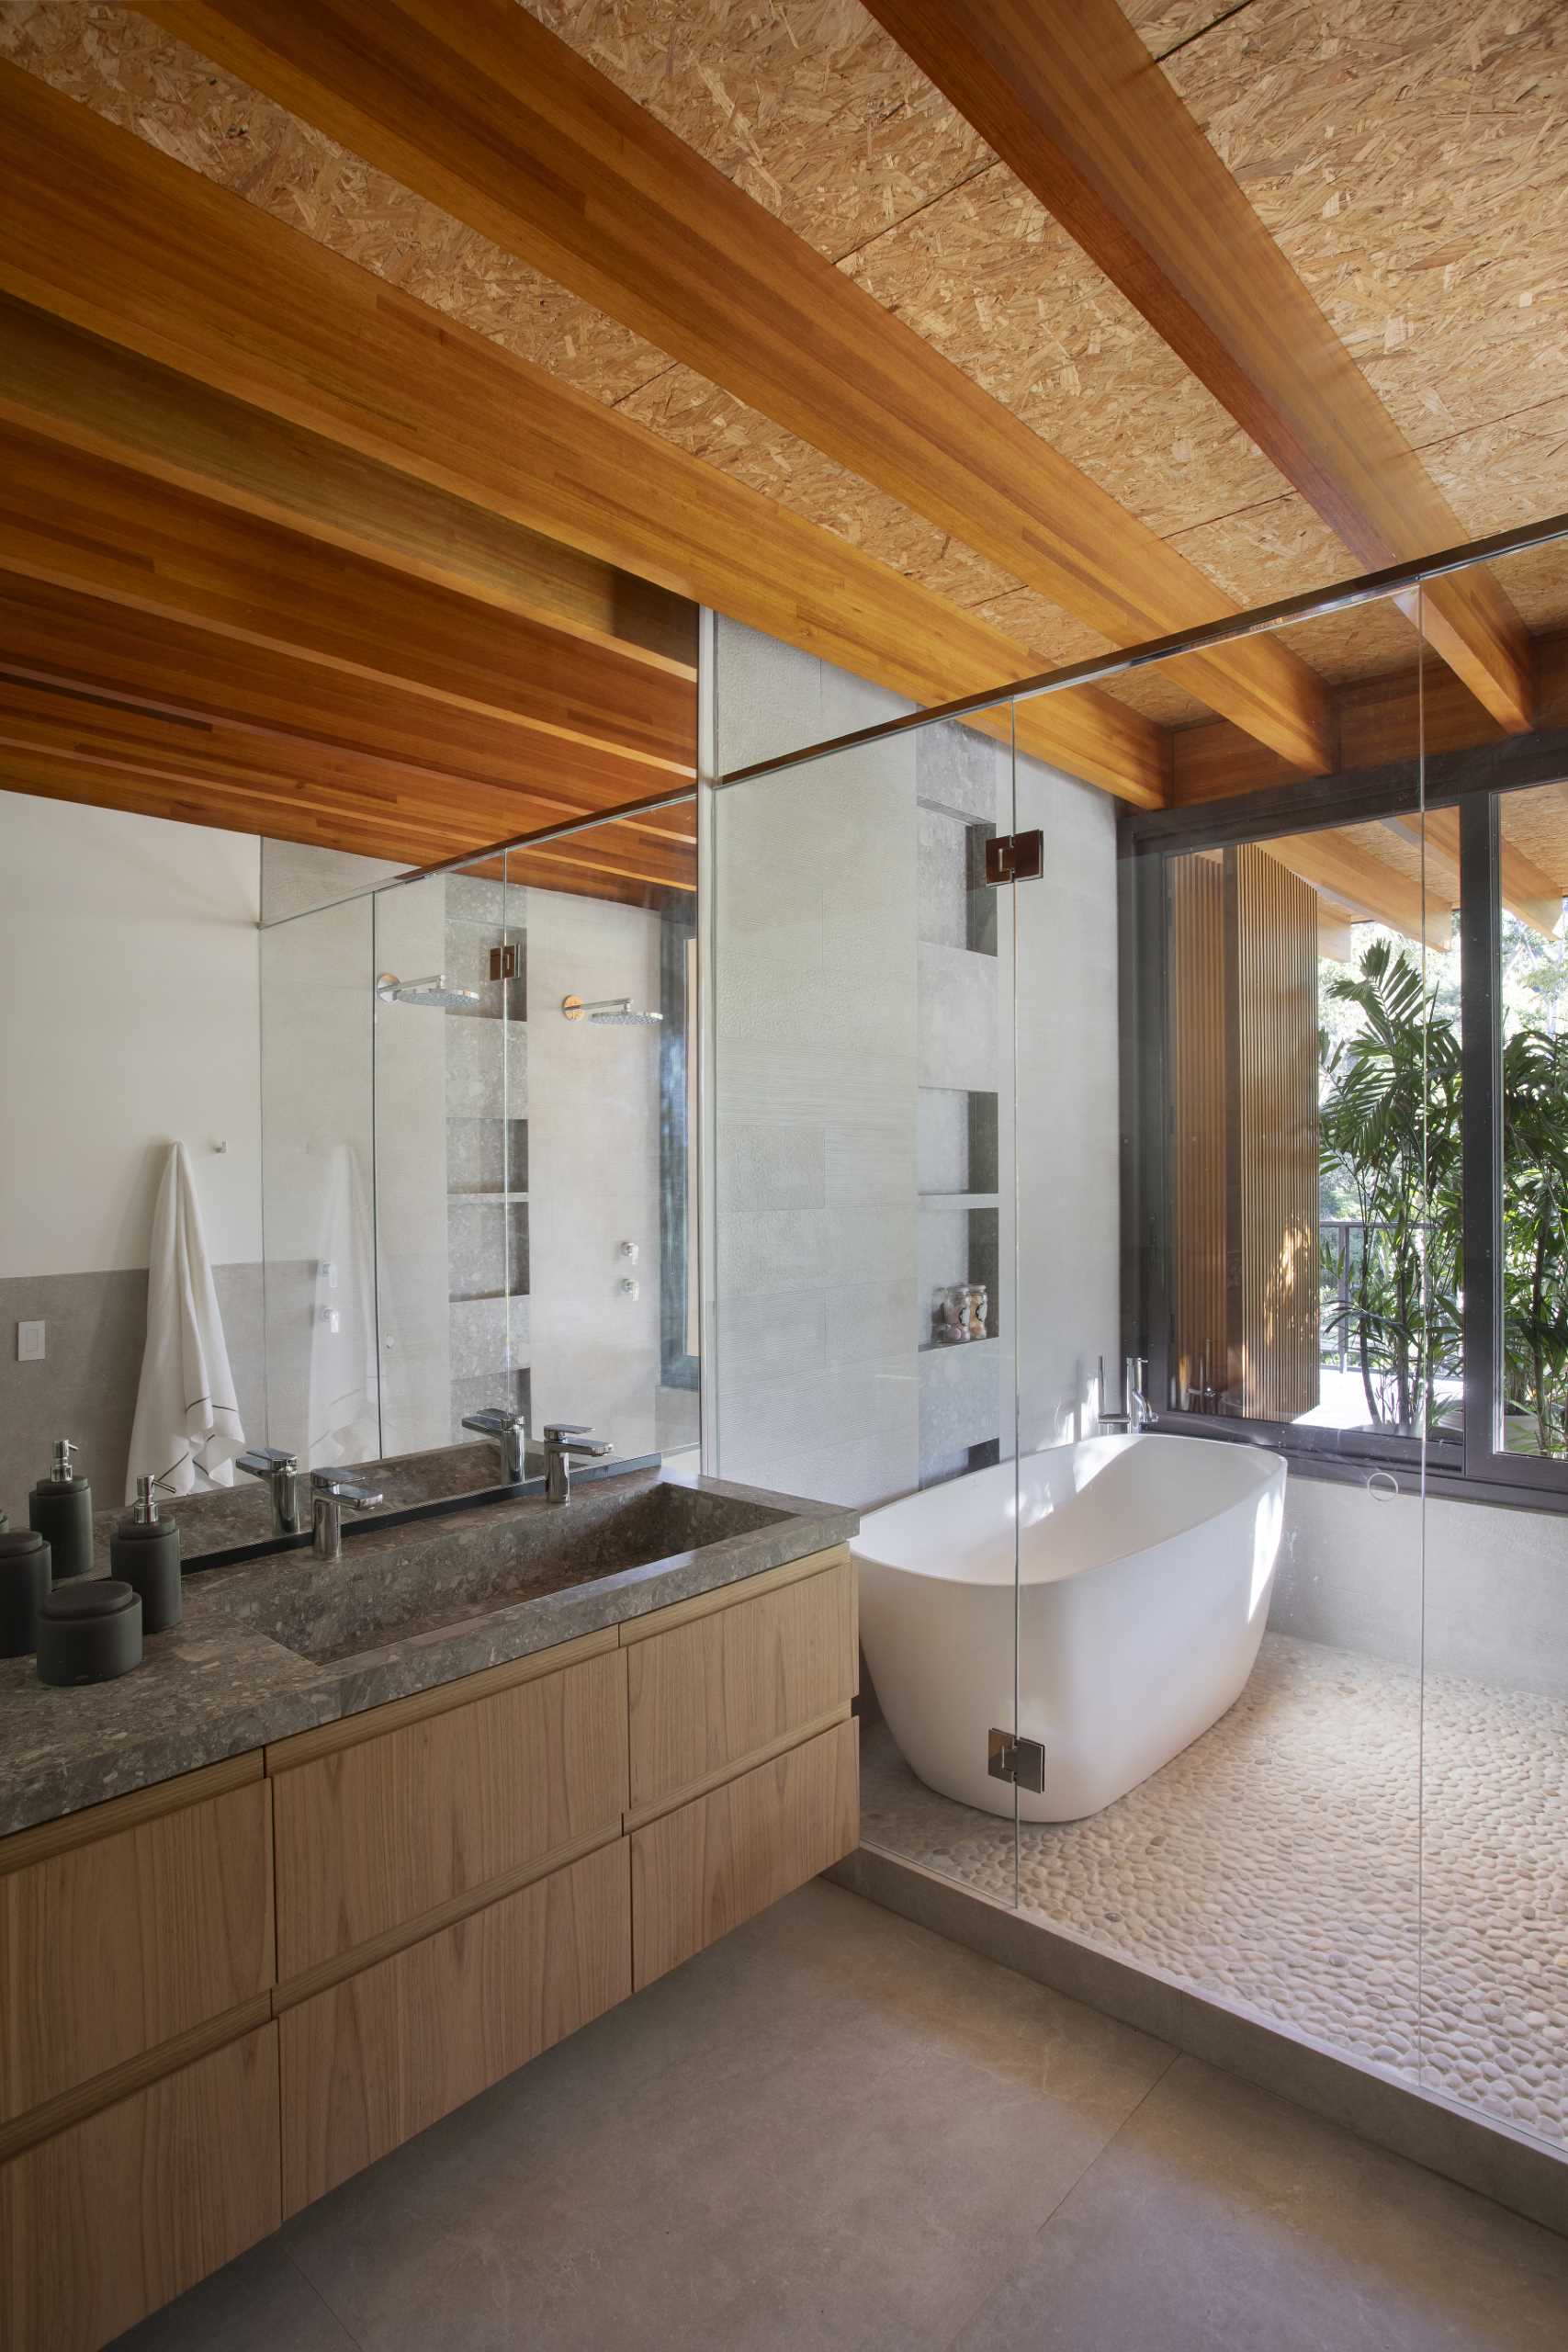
xmin=0 ymin=1470 xmax=858 ymax=1840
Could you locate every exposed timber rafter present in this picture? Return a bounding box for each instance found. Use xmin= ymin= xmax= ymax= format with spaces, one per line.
xmin=863 ymin=0 xmax=1536 ymax=737
xmin=0 ymin=60 xmax=1168 ymax=808
xmin=130 ymin=0 xmax=1331 ymax=773
xmin=0 ymin=422 xmax=694 ymax=772
xmin=0 ymin=298 xmax=698 ymax=678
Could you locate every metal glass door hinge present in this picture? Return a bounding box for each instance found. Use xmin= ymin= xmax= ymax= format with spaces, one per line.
xmin=983 ymin=830 xmax=1044 ymax=886
xmin=987 ymin=1728 xmax=1046 ymax=1793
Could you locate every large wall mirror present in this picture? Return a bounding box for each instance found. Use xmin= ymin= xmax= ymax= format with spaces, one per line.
xmin=0 ymin=791 xmax=698 ymax=1548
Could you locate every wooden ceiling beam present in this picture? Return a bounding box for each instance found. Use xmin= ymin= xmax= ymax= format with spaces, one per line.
xmin=1263 ymin=833 xmax=1450 ymax=952
xmin=0 ymin=677 xmax=667 ymax=849
xmin=0 ymin=298 xmax=698 ymax=679
xmin=0 ymin=424 xmax=694 ymax=773
xmin=128 ymin=2 xmax=1329 ymax=773
xmin=0 ymin=579 xmax=689 ymax=826
xmin=0 ymin=61 xmax=1167 ymax=808
xmin=1174 ymin=633 xmax=1568 ymax=808
xmin=864 ymin=0 xmax=1535 ymax=737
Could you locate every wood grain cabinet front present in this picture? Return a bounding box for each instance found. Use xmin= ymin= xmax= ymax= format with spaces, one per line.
xmin=0 ymin=2023 xmax=281 ymax=2352
xmin=0 ymin=1767 xmax=274 ymax=2128
xmin=624 ymin=1550 xmax=855 ymax=1823
xmin=269 ymin=1638 xmax=629 ymax=1981
xmin=279 ymin=1838 xmax=631 ymax=2211
xmin=631 ymin=1716 xmax=860 ymax=1989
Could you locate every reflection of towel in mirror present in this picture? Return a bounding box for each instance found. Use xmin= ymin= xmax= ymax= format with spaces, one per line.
xmin=307 ymin=1141 xmax=380 ymax=1467
xmin=126 ymin=1141 xmax=245 ymax=1499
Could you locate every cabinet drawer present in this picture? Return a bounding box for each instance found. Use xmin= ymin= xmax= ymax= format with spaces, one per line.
xmin=1 ymin=2023 xmax=281 ymax=2352
xmin=272 ymin=1646 xmax=628 ymax=1980
xmin=0 ymin=1779 xmax=274 ymax=2126
xmin=631 ymin=1717 xmax=859 ymax=1988
xmin=280 ymin=1838 xmax=630 ymax=2212
xmin=626 ymin=1555 xmax=855 ymax=1819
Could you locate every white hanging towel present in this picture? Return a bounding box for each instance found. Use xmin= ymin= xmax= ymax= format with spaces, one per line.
xmin=306 ymin=1140 xmax=380 ymax=1468
xmin=126 ymin=1141 xmax=246 ymax=1499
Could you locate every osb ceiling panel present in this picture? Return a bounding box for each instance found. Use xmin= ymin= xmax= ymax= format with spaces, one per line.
xmin=520 ymin=0 xmax=995 ymax=262
xmin=1165 ymin=0 xmax=1568 ymax=450
xmin=0 ymin=2 xmax=669 ymax=401
xmin=3 ymin=0 xmax=1562 ymax=744
xmin=1501 ymin=779 xmax=1568 ymax=889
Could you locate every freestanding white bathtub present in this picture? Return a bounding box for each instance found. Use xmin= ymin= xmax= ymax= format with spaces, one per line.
xmin=854 ymin=1434 xmax=1286 ymax=1823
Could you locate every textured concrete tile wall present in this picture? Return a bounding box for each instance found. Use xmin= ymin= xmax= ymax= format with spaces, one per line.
xmin=1271 ymin=1470 xmax=1568 ymax=1698
xmin=0 ymin=1261 xmax=265 ymax=1519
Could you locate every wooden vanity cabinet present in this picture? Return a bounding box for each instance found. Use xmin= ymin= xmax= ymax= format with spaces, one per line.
xmin=0 ymin=1758 xmax=279 ymax=2352
xmin=0 ymin=1543 xmax=859 ymax=2350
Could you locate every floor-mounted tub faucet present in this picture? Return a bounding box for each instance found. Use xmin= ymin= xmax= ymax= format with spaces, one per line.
xmin=1099 ymin=1355 xmax=1158 ymax=1434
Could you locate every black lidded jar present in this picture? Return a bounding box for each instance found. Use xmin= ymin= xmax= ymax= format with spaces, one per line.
xmin=28 ymin=1437 xmax=93 ymax=1580
xmin=0 ymin=1528 xmax=50 ymax=1658
xmin=36 ymin=1578 xmax=141 ymax=1686
xmin=110 ymin=1476 xmax=183 ymax=1634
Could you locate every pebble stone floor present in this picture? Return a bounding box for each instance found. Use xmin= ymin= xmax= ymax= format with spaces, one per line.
xmin=861 ymin=1631 xmax=1568 ymax=2146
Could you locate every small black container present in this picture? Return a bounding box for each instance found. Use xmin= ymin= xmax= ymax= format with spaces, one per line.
xmin=110 ymin=1477 xmax=182 ymax=1634
xmin=36 ymin=1579 xmax=141 ymax=1687
xmin=0 ymin=1528 xmax=50 ymax=1658
xmin=28 ymin=1438 xmax=93 ymax=1580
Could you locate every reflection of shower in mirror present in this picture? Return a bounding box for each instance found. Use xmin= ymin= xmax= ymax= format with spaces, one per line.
xmin=374 ymin=971 xmax=480 ymax=1010
xmin=560 ymin=992 xmax=663 ymax=1028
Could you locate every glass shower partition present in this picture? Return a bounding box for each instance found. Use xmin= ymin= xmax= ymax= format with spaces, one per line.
xmin=705 ymin=623 xmax=1024 ymax=1905
xmin=1029 ymin=586 xmax=1431 ymax=2086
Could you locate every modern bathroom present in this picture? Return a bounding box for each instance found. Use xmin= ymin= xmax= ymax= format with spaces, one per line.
xmin=2 ymin=6 xmax=1567 ymax=2348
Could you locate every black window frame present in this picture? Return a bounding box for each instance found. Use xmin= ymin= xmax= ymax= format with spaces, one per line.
xmin=1119 ymin=715 xmax=1568 ymax=1514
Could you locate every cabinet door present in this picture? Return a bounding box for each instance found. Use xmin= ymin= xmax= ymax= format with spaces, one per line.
xmin=625 ymin=1554 xmax=855 ymax=1820
xmin=0 ymin=1778 xmax=274 ymax=2125
xmin=280 ymin=1838 xmax=630 ymax=2211
xmin=631 ymin=1717 xmax=859 ymax=1988
xmin=1 ymin=2024 xmax=280 ymax=2352
xmin=272 ymin=1646 xmax=628 ymax=1979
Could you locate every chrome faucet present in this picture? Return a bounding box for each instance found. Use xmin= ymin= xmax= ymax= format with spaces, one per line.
xmin=235 ymin=1446 xmax=304 ymax=1536
xmin=542 ymin=1422 xmax=612 ymax=1504
xmin=460 ymin=1406 xmax=532 ymax=1485
xmin=310 ymin=1469 xmax=384 ymax=1561
xmin=1099 ymin=1355 xmax=1158 ymax=1435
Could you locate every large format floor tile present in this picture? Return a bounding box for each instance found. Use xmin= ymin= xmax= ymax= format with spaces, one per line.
xmin=954 ymin=2055 xmax=1568 ymax=2352
xmin=110 ymin=1882 xmax=1567 ymax=2351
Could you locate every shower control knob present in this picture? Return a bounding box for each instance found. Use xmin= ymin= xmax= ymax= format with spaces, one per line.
xmin=619 ymin=1277 xmax=640 ymax=1299
xmin=619 ymin=1240 xmax=639 ymax=1262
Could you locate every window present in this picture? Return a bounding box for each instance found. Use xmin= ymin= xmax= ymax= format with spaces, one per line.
xmin=1124 ymin=768 xmax=1568 ymax=1506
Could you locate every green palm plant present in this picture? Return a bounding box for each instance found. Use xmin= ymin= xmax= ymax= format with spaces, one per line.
xmin=1318 ymin=940 xmax=1462 ymax=1432
xmin=1499 ymin=1025 xmax=1568 ymax=1453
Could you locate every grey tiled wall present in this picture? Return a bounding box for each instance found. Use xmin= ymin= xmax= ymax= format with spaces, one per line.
xmin=0 ymin=1261 xmax=266 ymax=1521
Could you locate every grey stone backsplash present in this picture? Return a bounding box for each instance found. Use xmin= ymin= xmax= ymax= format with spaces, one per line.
xmin=0 ymin=1262 xmax=265 ymax=1524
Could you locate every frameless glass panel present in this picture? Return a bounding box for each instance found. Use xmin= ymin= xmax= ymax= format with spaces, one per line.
xmin=706 ymin=612 xmax=1021 ymax=1903
xmin=259 ymin=891 xmax=379 ymax=1469
xmin=509 ymin=804 xmax=698 ymax=1470
xmin=1416 ymin=550 xmax=1568 ymax=2153
xmin=1011 ymin=594 xmax=1429 ymax=2082
xmin=371 ymin=863 xmax=517 ymax=1460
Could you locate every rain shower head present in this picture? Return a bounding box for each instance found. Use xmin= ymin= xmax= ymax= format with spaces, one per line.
xmin=561 ymin=993 xmax=663 ymax=1029
xmin=376 ymin=971 xmax=482 ymax=1011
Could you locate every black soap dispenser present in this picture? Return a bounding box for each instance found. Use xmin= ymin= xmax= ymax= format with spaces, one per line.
xmin=110 ymin=1476 xmax=182 ymax=1634
xmin=28 ymin=1438 xmax=93 ymax=1581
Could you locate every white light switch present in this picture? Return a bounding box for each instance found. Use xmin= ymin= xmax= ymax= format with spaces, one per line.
xmin=17 ymin=1320 xmax=45 ymax=1363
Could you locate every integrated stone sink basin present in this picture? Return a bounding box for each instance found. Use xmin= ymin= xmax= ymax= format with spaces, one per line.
xmin=199 ymin=1473 xmax=794 ymax=1668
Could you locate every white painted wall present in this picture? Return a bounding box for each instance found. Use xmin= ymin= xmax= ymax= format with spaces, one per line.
xmin=0 ymin=791 xmax=263 ymax=1276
